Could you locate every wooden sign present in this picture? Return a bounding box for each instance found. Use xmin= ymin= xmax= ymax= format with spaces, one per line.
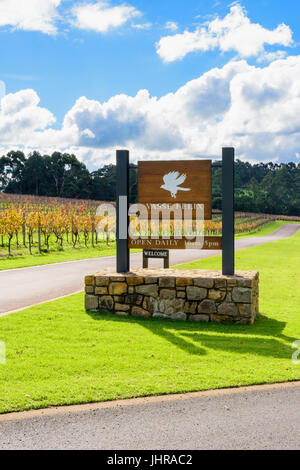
xmin=138 ymin=160 xmax=212 ymax=220
xmin=129 ymin=236 xmax=222 ymax=250
xmin=143 ymin=250 xmax=169 ymax=268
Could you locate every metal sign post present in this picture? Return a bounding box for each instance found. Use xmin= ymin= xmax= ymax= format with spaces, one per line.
xmin=116 ymin=150 xmax=130 ymax=273
xmin=222 ymin=147 xmax=235 ymax=276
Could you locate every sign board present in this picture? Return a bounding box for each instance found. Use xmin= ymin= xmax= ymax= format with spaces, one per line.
xmin=143 ymin=249 xmax=169 ymax=259
xmin=115 ymin=148 xmax=234 ymax=275
xmin=138 ymin=160 xmax=212 ymax=220
xmin=143 ymin=249 xmax=169 ymax=269
xmin=129 ymin=236 xmax=222 ymax=250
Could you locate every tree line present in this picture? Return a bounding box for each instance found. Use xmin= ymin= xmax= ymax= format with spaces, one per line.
xmin=0 ymin=150 xmax=299 ymax=215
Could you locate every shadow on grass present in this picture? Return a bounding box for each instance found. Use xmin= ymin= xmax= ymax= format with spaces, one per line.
xmin=86 ymin=309 xmax=296 ymax=360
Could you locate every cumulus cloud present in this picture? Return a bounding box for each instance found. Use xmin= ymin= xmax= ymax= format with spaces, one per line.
xmin=156 ymin=3 xmax=293 ymax=62
xmin=71 ymin=0 xmax=141 ymax=33
xmin=0 ymin=0 xmax=61 ymax=35
xmin=0 ymin=89 xmax=56 ymax=144
xmin=2 ymin=56 xmax=300 ymax=165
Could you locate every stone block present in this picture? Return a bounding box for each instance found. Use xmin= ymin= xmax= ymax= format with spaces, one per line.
xmin=159 ymin=277 xmax=175 ymax=288
xmin=85 ymin=276 xmax=94 ymax=286
xmin=127 ymin=277 xmax=144 ymax=286
xmin=194 ymin=278 xmax=214 ymax=288
xmin=237 ymin=279 xmax=253 ymax=288
xmin=85 ymin=295 xmax=98 ymax=311
xmin=232 ymin=287 xmax=252 ymax=303
xmin=99 ymin=295 xmax=114 ymax=311
xmin=115 ymin=303 xmax=130 ymax=312
xmin=198 ymin=299 xmax=216 ymax=314
xmin=145 ymin=277 xmax=158 ymax=284
xmin=109 ymin=283 xmax=127 ymax=296
xmin=176 ymin=278 xmax=193 ymax=287
xmin=143 ymin=297 xmax=158 ymax=314
xmin=95 ymin=276 xmax=109 ymax=287
xmin=238 ymin=303 xmax=253 ymax=318
xmin=160 ymin=289 xmax=176 ymax=300
xmin=177 ymin=291 xmax=186 ymax=299
xmin=215 ymin=279 xmax=227 ymax=289
xmin=85 ymin=286 xmax=94 ymax=294
xmin=186 ymin=286 xmax=207 ymax=301
xmin=217 ymin=302 xmax=238 ymax=317
xmin=132 ymin=306 xmax=151 ymax=318
xmin=173 ymin=299 xmax=185 ymax=311
xmin=136 ymin=284 xmax=159 ymax=298
xmin=184 ymin=302 xmax=197 ymax=314
xmin=125 ymin=294 xmax=143 ymax=305
xmin=208 ymin=289 xmax=226 ymax=301
xmin=95 ymin=287 xmax=108 ymax=295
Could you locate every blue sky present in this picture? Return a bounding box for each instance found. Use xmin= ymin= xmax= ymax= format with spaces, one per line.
xmin=1 ymin=0 xmax=300 ymax=167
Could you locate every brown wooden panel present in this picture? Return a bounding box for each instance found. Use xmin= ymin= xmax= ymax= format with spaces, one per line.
xmin=129 ymin=236 xmax=222 ymax=250
xmin=138 ymin=160 xmax=212 ymax=219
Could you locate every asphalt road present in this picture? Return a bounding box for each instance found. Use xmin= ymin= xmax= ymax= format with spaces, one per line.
xmin=0 ymin=224 xmax=299 ymax=315
xmin=0 ymin=382 xmax=299 ymax=450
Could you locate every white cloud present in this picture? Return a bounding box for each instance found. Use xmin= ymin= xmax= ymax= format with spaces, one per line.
xmin=0 ymin=80 xmax=6 ymax=101
xmin=132 ymin=22 xmax=152 ymax=30
xmin=71 ymin=0 xmax=141 ymax=33
xmin=165 ymin=21 xmax=178 ymax=32
xmin=2 ymin=56 xmax=300 ymax=165
xmin=0 ymin=89 xmax=56 ymax=144
xmin=156 ymin=3 xmax=293 ymax=62
xmin=257 ymin=50 xmax=287 ymax=63
xmin=0 ymin=0 xmax=61 ymax=35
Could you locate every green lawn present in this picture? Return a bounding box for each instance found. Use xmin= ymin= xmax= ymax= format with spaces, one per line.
xmin=0 ymin=233 xmax=118 ymax=271
xmin=0 ymin=220 xmax=296 ymax=271
xmin=0 ymin=229 xmax=299 ymax=414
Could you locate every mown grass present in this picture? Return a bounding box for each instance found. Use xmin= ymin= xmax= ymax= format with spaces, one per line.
xmin=0 ymin=231 xmax=118 ymax=271
xmin=0 ymin=229 xmax=299 ymax=414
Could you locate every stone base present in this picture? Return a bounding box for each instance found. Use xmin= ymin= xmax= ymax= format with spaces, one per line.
xmin=85 ymin=269 xmax=259 ymax=324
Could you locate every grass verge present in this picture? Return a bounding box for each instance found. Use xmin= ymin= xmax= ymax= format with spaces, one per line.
xmin=0 ymin=230 xmax=299 ymax=413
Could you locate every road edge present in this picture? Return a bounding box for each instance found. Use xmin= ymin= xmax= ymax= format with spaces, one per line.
xmin=1 ymin=380 xmax=299 ymax=423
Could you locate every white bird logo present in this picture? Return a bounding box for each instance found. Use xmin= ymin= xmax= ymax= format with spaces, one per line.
xmin=160 ymin=171 xmax=191 ymax=199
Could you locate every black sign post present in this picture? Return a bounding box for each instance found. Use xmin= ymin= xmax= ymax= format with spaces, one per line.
xmin=222 ymin=147 xmax=235 ymax=276
xmin=116 ymin=150 xmax=130 ymax=273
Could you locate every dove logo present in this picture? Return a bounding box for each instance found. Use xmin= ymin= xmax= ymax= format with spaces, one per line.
xmin=160 ymin=172 xmax=191 ymax=199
